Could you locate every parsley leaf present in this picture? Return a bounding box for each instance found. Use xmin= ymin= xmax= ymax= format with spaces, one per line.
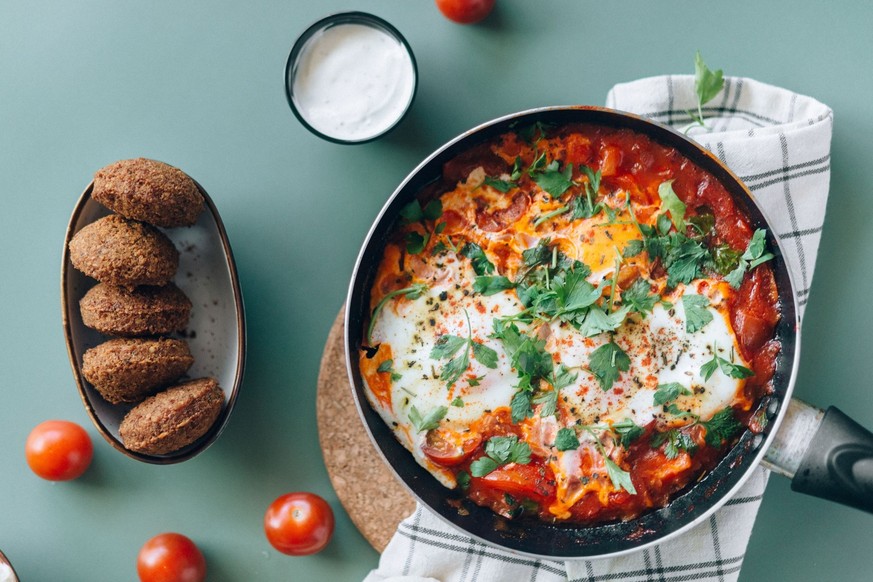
xmin=723 ymin=229 xmax=774 ymax=289
xmin=473 ymin=275 xmax=516 ymax=296
xmin=470 ymin=435 xmax=532 ymax=477
xmin=487 ymin=435 xmax=532 ymax=465
xmin=461 ymin=242 xmax=496 ymax=276
xmin=690 ymin=51 xmax=724 ymax=127
xmin=367 ymin=283 xmax=428 ymax=344
xmin=658 ymin=181 xmax=686 ymax=232
xmin=510 ymin=389 xmax=533 ymax=423
xmin=550 ymin=364 xmax=578 ymax=390
xmin=491 ymin=320 xmax=555 ymax=423
xmin=664 ymin=235 xmax=708 ymax=288
xmin=405 ymin=232 xmax=425 ymax=254
xmin=429 ymin=334 xmax=467 ymax=360
xmin=377 ymin=359 xmax=402 ymax=382
xmin=652 ymin=429 xmax=697 ymax=459
xmin=711 ymin=244 xmax=742 ymax=275
xmin=612 ymin=418 xmax=644 ymax=448
xmin=622 ymin=239 xmax=645 ymax=258
xmin=701 ymin=407 xmax=742 ymax=447
xmin=700 ymin=347 xmax=755 ymax=381
xmin=653 ymin=382 xmax=692 ymax=406
xmin=588 ymin=341 xmax=630 ymax=391
xmin=621 ymin=279 xmax=658 ymax=316
xmin=400 ymin=199 xmax=444 ymax=254
xmin=399 ymin=199 xmax=425 ymax=223
xmin=605 ymin=458 xmax=637 ymax=495
xmin=521 ymin=238 xmax=552 ymax=267
xmin=456 ymin=470 xmax=471 ymax=489
xmin=744 ymin=228 xmax=775 ymax=268
xmin=408 ymin=405 xmax=448 ymax=433
xmin=577 ymin=305 xmax=630 ymax=338
xmin=532 ymin=390 xmax=557 ymax=417
xmin=451 ymin=397 xmax=465 ymax=407
xmin=430 ymin=310 xmax=498 ymax=388
xmin=469 ymin=457 xmax=499 ymax=478
xmin=483 ymin=176 xmax=516 ymax=193
xmin=533 ymin=160 xmax=574 ymax=198
xmin=555 ymin=428 xmax=580 ymax=451
xmin=682 ymin=294 xmax=714 ymax=333
xmin=471 ymin=341 xmax=499 ymax=369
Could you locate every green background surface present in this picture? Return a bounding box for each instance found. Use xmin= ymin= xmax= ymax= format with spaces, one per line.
xmin=1 ymin=1 xmax=871 ymax=580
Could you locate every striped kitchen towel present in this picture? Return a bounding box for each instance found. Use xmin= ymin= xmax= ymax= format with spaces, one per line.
xmin=363 ymin=75 xmax=833 ymax=582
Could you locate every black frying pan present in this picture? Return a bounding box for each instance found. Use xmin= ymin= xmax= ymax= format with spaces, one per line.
xmin=344 ymin=106 xmax=873 ymax=558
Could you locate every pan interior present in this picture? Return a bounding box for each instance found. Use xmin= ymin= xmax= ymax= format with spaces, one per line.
xmin=345 ymin=107 xmax=798 ymax=558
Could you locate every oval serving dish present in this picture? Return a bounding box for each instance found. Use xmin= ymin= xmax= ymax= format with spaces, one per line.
xmin=61 ymin=177 xmax=246 ymax=464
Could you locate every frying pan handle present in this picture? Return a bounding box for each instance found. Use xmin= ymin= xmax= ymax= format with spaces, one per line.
xmin=791 ymin=406 xmax=873 ymax=513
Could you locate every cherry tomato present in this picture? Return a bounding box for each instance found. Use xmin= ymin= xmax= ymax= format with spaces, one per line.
xmin=264 ymin=492 xmax=335 ymax=556
xmin=421 ymin=429 xmax=481 ymax=466
xmin=435 ymin=0 xmax=496 ymax=24
xmin=137 ymin=533 xmax=206 ymax=582
xmin=478 ymin=463 xmax=556 ymax=502
xmin=25 ymin=420 xmax=93 ymax=481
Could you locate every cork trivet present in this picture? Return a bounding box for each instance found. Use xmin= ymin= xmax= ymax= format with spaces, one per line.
xmin=316 ymin=307 xmax=416 ymax=552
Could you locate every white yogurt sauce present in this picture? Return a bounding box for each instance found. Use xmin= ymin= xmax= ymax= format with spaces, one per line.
xmin=292 ymin=23 xmax=415 ymax=141
xmin=0 ymin=563 xmax=15 ymax=582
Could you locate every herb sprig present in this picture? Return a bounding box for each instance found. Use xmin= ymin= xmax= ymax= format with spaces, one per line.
xmin=430 ymin=309 xmax=499 ymax=388
xmin=367 ymin=283 xmax=428 ymax=344
xmin=400 ymin=198 xmax=445 ymax=254
xmin=688 ymin=51 xmax=725 ymax=128
xmin=553 ymin=424 xmax=636 ymax=494
xmin=469 ymin=435 xmax=532 ymax=477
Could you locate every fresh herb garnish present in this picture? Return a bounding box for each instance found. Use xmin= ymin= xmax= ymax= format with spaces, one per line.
xmin=653 ymin=382 xmax=692 ymax=406
xmin=473 ymin=275 xmax=516 ymax=296
xmin=377 ymin=359 xmax=402 ymax=382
xmin=367 ymin=283 xmax=428 ymax=344
xmin=461 ymin=242 xmax=496 ymax=276
xmin=554 ymin=427 xmax=580 ymax=451
xmin=456 ymin=470 xmax=471 ymax=489
xmin=682 ymin=294 xmax=714 ymax=333
xmin=430 ymin=310 xmax=499 ymax=388
xmin=450 ymin=397 xmax=465 ymax=407
xmin=532 ymin=365 xmax=577 ymax=418
xmin=491 ymin=319 xmax=555 ymax=423
xmin=700 ymin=344 xmax=755 ymax=380
xmin=483 ymin=176 xmax=516 ymax=193
xmin=588 ymin=340 xmax=631 ymax=392
xmin=621 ymin=278 xmax=658 ymax=317
xmin=400 ymin=198 xmax=445 ymax=254
xmin=724 ymin=229 xmax=775 ymax=288
xmin=652 ymin=428 xmax=698 ymax=459
xmin=533 ymin=160 xmax=574 ymax=199
xmin=688 ymin=51 xmax=724 ymax=128
xmin=612 ymin=418 xmax=644 ymax=448
xmin=469 ymin=435 xmax=532 ymax=477
xmin=701 ymin=407 xmax=742 ymax=447
xmin=408 ymin=405 xmax=448 ymax=433
xmin=658 ymin=181 xmax=686 ymax=231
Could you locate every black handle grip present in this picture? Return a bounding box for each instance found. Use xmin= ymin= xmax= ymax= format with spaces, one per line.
xmin=791 ymin=406 xmax=873 ymax=513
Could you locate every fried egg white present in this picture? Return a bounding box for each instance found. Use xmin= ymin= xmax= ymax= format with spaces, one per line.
xmin=365 ymin=249 xmax=749 ymax=488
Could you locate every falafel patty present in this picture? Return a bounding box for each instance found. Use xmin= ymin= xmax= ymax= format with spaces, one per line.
xmin=79 ymin=282 xmax=192 ymax=336
xmin=119 ymin=377 xmax=224 ymax=455
xmin=69 ymin=214 xmax=179 ymax=288
xmin=92 ymin=158 xmax=204 ymax=228
xmin=82 ymin=337 xmax=194 ymax=404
